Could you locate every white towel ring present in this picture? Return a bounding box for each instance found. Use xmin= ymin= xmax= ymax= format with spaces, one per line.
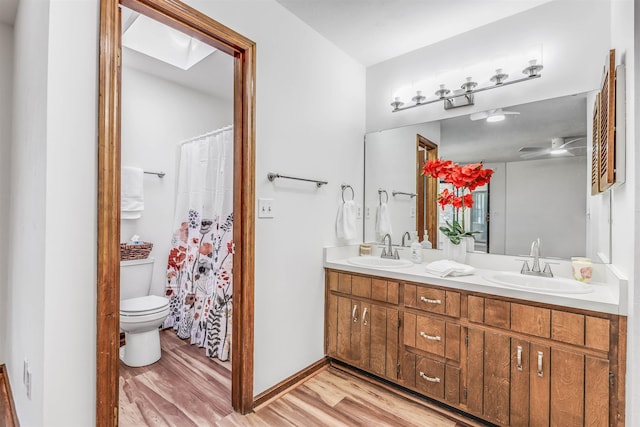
xmin=378 ymin=189 xmax=389 ymax=205
xmin=341 ymin=184 xmax=354 ymax=203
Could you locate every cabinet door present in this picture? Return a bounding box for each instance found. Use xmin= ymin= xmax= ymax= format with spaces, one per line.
xmin=466 ymin=328 xmax=510 ymax=425
xmin=510 ymin=339 xmax=550 ymax=427
xmin=332 ymin=294 xmax=399 ymax=377
xmin=335 ymin=295 xmax=369 ymax=368
xmin=369 ymin=303 xmax=399 ymax=380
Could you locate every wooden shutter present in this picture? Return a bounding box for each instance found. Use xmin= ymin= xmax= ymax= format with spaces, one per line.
xmin=599 ymin=49 xmax=616 ymax=192
xmin=591 ymin=93 xmax=600 ymax=195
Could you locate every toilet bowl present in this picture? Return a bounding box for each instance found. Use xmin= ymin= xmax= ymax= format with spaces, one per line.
xmin=119 ymin=257 xmax=170 ymax=367
xmin=120 ymin=295 xmax=170 ymax=367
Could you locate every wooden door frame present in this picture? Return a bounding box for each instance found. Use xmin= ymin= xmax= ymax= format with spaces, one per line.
xmin=416 ymin=135 xmax=438 ymax=248
xmin=97 ymin=0 xmax=256 ymax=424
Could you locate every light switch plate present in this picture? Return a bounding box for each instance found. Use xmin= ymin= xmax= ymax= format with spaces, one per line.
xmin=258 ymin=198 xmax=275 ymax=218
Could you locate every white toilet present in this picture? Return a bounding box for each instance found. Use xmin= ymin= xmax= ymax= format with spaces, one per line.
xmin=120 ymin=257 xmax=170 ymax=367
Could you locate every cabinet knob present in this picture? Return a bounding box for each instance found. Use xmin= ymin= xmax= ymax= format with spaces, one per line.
xmin=419 ymin=371 xmax=441 ymax=383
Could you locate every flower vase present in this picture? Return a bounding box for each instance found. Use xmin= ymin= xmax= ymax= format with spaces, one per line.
xmin=443 ymin=238 xmax=467 ymax=263
xmin=464 ymin=236 xmax=475 ymax=253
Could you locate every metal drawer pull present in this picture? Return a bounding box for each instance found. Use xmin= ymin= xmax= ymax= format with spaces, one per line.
xmin=352 ymin=304 xmax=358 ymax=323
xmin=419 ymin=331 xmax=441 ymax=341
xmin=420 ymin=296 xmax=442 ymax=304
xmin=419 ymin=372 xmax=441 ymax=383
xmin=537 ymin=351 xmax=544 ymax=377
xmin=516 ymin=346 xmax=523 ymax=371
xmin=362 ymin=307 xmax=368 ymax=326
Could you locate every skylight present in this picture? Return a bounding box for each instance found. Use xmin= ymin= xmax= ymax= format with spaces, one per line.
xmin=122 ymin=14 xmax=216 ymax=70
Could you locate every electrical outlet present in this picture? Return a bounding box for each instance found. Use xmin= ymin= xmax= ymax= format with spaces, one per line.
xmin=356 ymin=205 xmax=362 ymax=219
xmin=409 ymin=206 xmax=416 ymax=218
xmin=258 ymin=198 xmax=275 ymax=218
xmin=365 ymin=206 xmax=371 ymax=220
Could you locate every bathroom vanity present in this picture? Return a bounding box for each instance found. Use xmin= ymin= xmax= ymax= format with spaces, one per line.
xmin=324 ymin=248 xmax=626 ymax=427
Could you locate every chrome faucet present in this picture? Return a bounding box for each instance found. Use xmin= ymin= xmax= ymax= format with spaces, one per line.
xmin=380 ymin=233 xmax=399 ymax=259
xmin=401 ymin=231 xmax=412 ymax=247
xmin=520 ymin=238 xmax=553 ymax=277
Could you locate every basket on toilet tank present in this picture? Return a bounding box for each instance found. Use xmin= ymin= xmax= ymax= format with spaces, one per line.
xmin=120 ymin=242 xmax=153 ymax=261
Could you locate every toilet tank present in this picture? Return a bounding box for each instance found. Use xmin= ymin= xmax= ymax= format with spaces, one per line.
xmin=120 ymin=257 xmax=155 ymax=301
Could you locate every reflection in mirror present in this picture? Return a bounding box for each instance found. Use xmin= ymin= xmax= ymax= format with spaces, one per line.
xmin=364 ymin=92 xmax=611 ymax=262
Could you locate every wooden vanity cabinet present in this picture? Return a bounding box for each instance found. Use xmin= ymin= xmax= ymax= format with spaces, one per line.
xmin=325 ymin=271 xmax=399 ymax=380
xmin=325 ymin=269 xmax=626 ymax=427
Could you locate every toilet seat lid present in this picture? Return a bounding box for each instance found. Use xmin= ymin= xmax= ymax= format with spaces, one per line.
xmin=121 ymin=295 xmax=169 ymax=314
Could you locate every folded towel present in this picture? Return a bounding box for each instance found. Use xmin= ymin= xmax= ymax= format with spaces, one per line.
xmin=121 ymin=166 xmax=144 ymax=219
xmin=336 ymin=200 xmax=357 ymax=240
xmin=375 ymin=203 xmax=392 ymax=236
xmin=425 ymin=260 xmax=475 ymax=277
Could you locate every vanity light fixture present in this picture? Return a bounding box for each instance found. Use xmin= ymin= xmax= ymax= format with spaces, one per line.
xmin=390 ymin=59 xmax=543 ymax=112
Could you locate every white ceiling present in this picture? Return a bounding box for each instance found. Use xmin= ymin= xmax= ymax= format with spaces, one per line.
xmin=121 ymin=6 xmax=234 ymax=102
xmin=275 ymin=0 xmax=552 ymax=66
xmin=440 ymin=93 xmax=588 ymax=164
xmin=0 ymin=0 xmax=18 ymax=25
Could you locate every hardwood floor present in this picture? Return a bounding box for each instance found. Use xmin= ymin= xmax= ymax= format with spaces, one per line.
xmin=120 ymin=330 xmax=485 ymax=426
xmin=0 ymin=364 xmax=19 ymax=427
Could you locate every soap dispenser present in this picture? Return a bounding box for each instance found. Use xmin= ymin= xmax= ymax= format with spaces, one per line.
xmin=422 ymin=230 xmax=433 ymax=249
xmin=410 ymin=231 xmax=423 ymax=264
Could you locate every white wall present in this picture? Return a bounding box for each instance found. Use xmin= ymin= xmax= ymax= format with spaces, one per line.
xmin=121 ymin=66 xmax=232 ymax=296
xmin=0 ymin=22 xmax=13 ymax=365
xmin=504 ymin=157 xmax=586 ymax=259
xmin=7 ymin=0 xmax=99 ymax=425
xmin=609 ymin=0 xmax=637 ymax=425
xmin=366 ymin=1 xmax=610 ymax=133
xmin=364 ymin=122 xmax=440 ymax=244
xmin=41 ymin=0 xmax=99 ymax=424
xmin=182 ymin=0 xmax=366 ymax=395
xmin=7 ymin=1 xmax=50 ymax=424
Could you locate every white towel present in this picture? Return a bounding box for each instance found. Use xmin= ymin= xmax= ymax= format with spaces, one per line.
xmin=375 ymin=202 xmax=392 ymax=236
xmin=424 ymin=260 xmax=475 ymax=277
xmin=336 ymin=200 xmax=357 ymax=240
xmin=121 ymin=166 xmax=144 ymax=219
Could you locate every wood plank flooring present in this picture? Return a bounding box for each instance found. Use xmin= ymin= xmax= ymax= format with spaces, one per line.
xmin=0 ymin=364 xmax=18 ymax=427
xmin=120 ymin=330 xmax=485 ymax=426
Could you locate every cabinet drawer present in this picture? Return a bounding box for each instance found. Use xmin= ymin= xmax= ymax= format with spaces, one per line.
xmin=414 ymin=356 xmax=460 ymax=404
xmin=405 ymin=284 xmax=460 ymax=317
xmin=470 ymin=297 xmax=551 ymax=338
xmin=403 ymin=313 xmax=460 ymax=361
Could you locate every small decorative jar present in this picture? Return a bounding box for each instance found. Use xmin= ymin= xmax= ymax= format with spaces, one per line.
xmin=359 ymin=244 xmax=372 ymax=256
xmin=571 ymin=257 xmax=593 ymax=283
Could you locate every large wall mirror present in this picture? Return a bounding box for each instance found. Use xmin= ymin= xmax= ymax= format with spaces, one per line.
xmin=364 ymin=91 xmax=612 ymax=262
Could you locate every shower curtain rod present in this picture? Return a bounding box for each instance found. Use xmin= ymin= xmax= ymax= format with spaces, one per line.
xmin=179 ymin=125 xmax=233 ymax=145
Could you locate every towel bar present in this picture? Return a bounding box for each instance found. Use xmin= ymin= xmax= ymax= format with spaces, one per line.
xmin=267 ymin=172 xmax=328 ymax=187
xmin=144 ymin=171 xmax=166 ymax=178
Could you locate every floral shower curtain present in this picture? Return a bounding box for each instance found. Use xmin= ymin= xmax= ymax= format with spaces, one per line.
xmin=163 ymin=126 xmax=233 ymax=361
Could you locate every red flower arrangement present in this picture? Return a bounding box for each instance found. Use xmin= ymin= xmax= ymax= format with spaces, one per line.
xmin=422 ymin=159 xmax=493 ymax=244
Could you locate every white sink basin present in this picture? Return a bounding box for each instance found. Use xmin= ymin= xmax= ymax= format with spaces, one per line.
xmin=483 ymin=272 xmax=593 ymax=294
xmin=347 ymin=256 xmax=413 ymax=269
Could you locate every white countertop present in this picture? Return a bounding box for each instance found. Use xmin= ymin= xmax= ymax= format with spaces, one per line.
xmin=324 ymin=245 xmax=627 ymax=316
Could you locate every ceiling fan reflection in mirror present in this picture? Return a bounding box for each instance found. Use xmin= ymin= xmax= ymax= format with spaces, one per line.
xmin=470 ymin=108 xmax=520 ymax=122
xmin=518 ymin=136 xmax=587 ymax=159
